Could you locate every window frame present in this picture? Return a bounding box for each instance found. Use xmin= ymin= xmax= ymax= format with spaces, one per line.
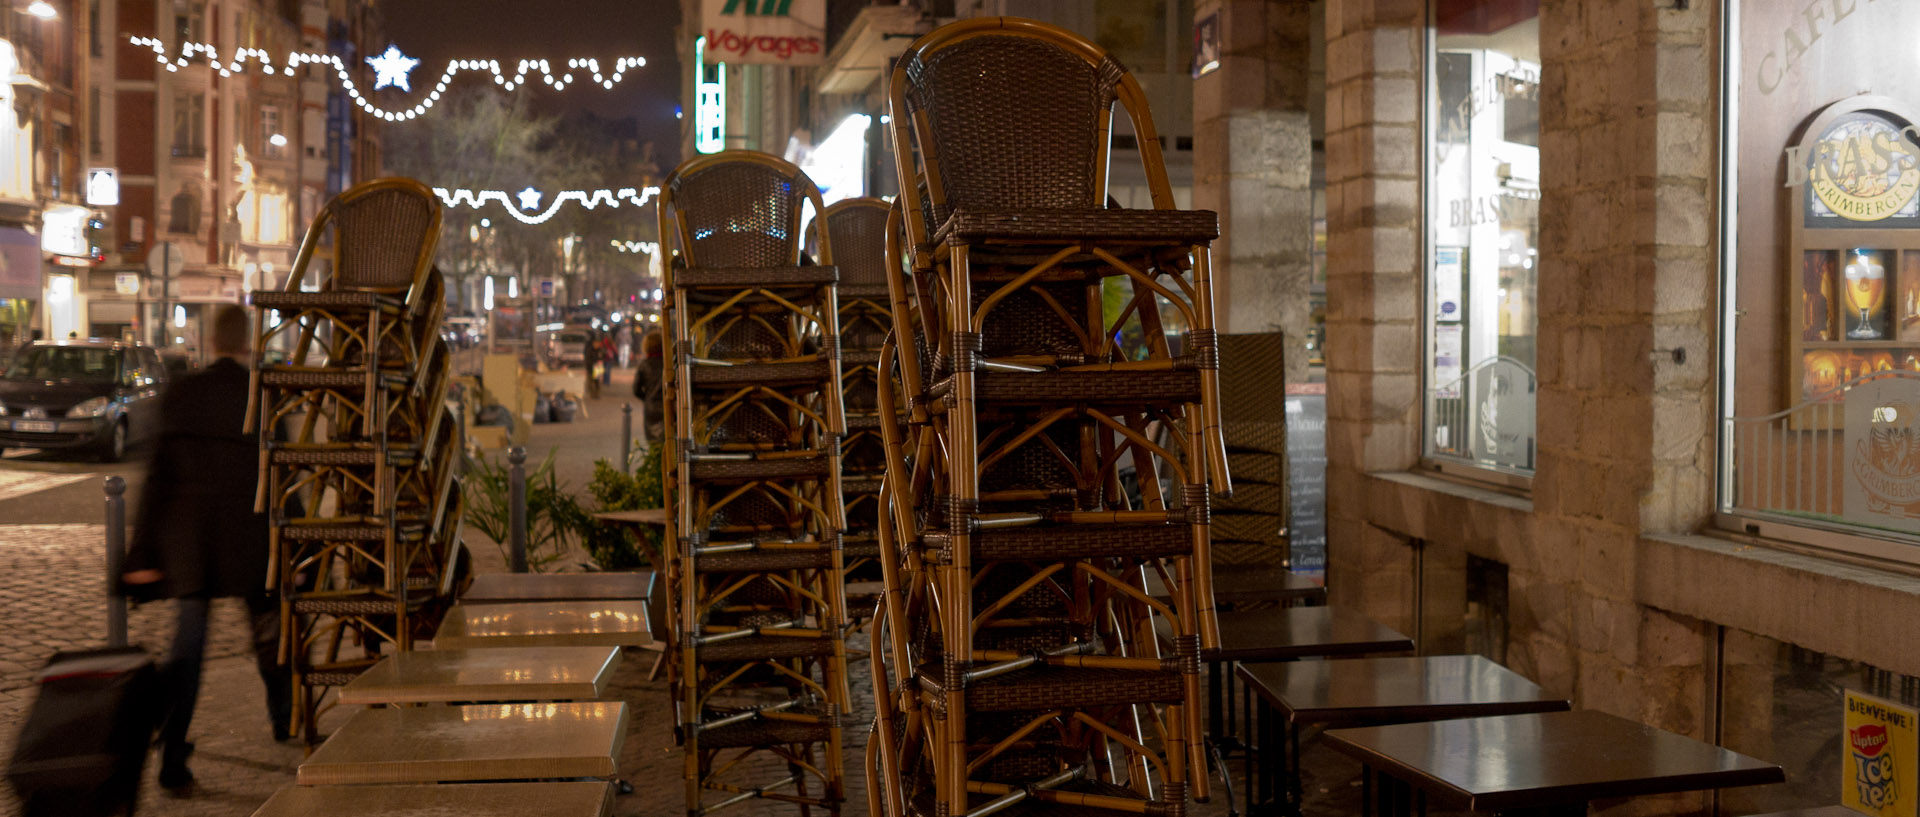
xmin=1712 ymin=0 xmax=1920 ymax=567
xmin=171 ymin=92 xmax=205 ymax=158
xmin=1417 ymin=0 xmax=1537 ymax=491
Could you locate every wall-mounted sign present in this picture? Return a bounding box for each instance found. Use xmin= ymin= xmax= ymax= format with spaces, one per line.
xmin=694 ymin=36 xmax=726 ymax=155
xmin=701 ymin=0 xmax=825 ymax=66
xmin=86 ymin=168 xmax=119 ymax=206
xmin=1844 ymin=688 xmax=1917 ymax=817
xmin=114 ymin=272 xmax=141 ymax=295
xmin=799 ymin=113 xmax=870 ymax=206
xmin=536 ymin=278 xmax=557 ymax=298
xmin=41 ymin=205 xmax=91 ymax=258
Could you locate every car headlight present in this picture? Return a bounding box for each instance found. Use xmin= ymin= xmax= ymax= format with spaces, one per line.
xmin=66 ymin=397 xmax=112 ymax=418
xmin=0 ymin=401 xmax=8 ymax=416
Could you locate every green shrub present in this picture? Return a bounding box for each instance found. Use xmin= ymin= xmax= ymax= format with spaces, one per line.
xmin=580 ymin=443 xmax=663 ymax=571
xmin=463 ymin=449 xmax=582 ymax=573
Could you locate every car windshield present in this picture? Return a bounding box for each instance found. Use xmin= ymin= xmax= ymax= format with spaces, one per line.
xmin=3 ymin=347 xmax=121 ymax=383
xmin=560 ymin=333 xmax=587 ymax=344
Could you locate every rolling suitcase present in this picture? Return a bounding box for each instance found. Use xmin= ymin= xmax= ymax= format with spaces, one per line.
xmin=6 ymin=646 xmax=158 ymax=817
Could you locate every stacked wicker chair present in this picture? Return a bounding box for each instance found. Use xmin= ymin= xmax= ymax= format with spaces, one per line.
xmin=821 ymin=197 xmax=898 ymax=618
xmin=868 ymin=18 xmax=1228 ymax=817
xmin=657 ymin=150 xmax=851 ymax=817
xmin=1211 ymin=333 xmax=1289 ymax=575
xmin=246 ymin=178 xmax=466 ymax=744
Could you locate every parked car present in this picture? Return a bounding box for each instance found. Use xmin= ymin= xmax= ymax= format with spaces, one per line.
xmin=0 ymin=339 xmax=169 ymax=461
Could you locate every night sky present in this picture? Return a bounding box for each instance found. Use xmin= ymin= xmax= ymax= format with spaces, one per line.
xmin=380 ymin=0 xmax=684 ymax=164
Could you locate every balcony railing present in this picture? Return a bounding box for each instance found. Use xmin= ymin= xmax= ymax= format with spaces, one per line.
xmin=1426 ymin=355 xmax=1536 ymax=475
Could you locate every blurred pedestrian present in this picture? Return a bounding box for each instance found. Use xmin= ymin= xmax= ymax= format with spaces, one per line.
xmin=119 ymin=304 xmax=290 ymax=795
xmin=632 ymin=328 xmax=663 ymax=441
xmin=584 ymin=331 xmax=603 ymax=399
xmin=598 ymin=336 xmax=615 ymax=387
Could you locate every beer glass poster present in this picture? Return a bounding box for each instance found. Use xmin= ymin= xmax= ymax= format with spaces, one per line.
xmin=1845 ymin=689 xmax=1918 ymax=817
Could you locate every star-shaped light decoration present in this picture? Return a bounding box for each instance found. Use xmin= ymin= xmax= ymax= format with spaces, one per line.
xmin=516 ymin=187 xmax=542 ymax=211
xmin=365 ymin=44 xmax=419 ymax=92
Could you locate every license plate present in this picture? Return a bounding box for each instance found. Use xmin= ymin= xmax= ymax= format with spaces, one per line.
xmin=12 ymin=420 xmax=57 ymax=433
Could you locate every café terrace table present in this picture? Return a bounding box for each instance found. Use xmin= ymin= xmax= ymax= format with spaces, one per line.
xmin=1236 ymin=654 xmax=1572 ymax=816
xmin=338 ymin=646 xmax=622 ymax=705
xmin=1324 ymin=709 xmax=1784 ymax=817
xmin=463 ymin=571 xmax=654 ymax=604
xmin=433 ymin=601 xmax=653 ymax=649
xmin=252 ymin=781 xmax=614 ymax=817
xmin=296 ymin=701 xmax=629 ymax=785
xmin=1195 ymin=606 xmax=1415 ymax=761
xmin=1148 ymin=567 xmax=1328 ymax=610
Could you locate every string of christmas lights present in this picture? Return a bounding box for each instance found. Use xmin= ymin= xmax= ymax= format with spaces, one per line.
xmin=433 ymin=186 xmax=662 ymax=225
xmin=610 ymin=240 xmax=659 ymax=254
xmin=126 ymin=37 xmax=645 ymax=121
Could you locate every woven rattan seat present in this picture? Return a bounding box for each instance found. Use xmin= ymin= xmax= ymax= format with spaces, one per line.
xmin=279 ymin=520 xmax=428 ymax=542
xmin=302 ymin=669 xmax=367 ymax=687
xmin=841 ymin=476 xmax=883 ymax=495
xmin=840 ymin=283 xmax=892 ymax=299
xmin=928 ymin=369 xmax=1201 ymax=407
xmin=250 ymin=290 xmax=398 ymax=310
xmin=844 ymin=413 xmax=884 ymax=431
xmin=922 ymin=522 xmax=1192 ymax=564
xmin=917 ymin=664 xmax=1183 ymax=713
xmin=933 ymin=207 xmax=1218 ymax=247
xmin=292 ymin=594 xmax=426 ymax=616
xmin=260 ymin=366 xmax=411 ymax=391
xmin=687 ymin=359 xmax=836 ymax=388
xmin=696 ymin=634 xmax=838 ymax=663
xmin=688 ymin=454 xmax=833 ymax=482
xmin=842 ymin=540 xmax=882 ymax=559
xmin=696 ymin=718 xmax=835 ymax=751
xmin=691 ymin=549 xmax=835 ymax=573
xmin=675 ymin=265 xmax=838 ymax=289
xmin=267 ymin=443 xmax=416 ymax=468
xmin=841 ymin=349 xmax=883 ymax=366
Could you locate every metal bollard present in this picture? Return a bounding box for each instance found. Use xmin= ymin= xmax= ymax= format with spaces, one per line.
xmin=508 ymin=446 xmax=529 ymax=573
xmin=621 ymin=403 xmax=633 ymax=474
xmin=104 ymin=476 xmax=128 ymax=648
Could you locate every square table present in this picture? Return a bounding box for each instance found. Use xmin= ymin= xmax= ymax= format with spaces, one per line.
xmin=1236 ymin=655 xmax=1571 ymax=816
xmin=338 ymin=646 xmax=622 ymax=705
xmin=1148 ymin=567 xmax=1327 ymax=610
xmin=1323 ymin=709 xmax=1784 ymax=817
xmin=1190 ymin=605 xmax=1415 ymax=772
xmin=297 ymin=701 xmax=629 ymax=784
xmin=463 ymin=571 xmax=653 ymax=603
xmin=434 ymin=601 xmax=653 ymax=649
xmin=251 ymin=781 xmax=613 ymax=817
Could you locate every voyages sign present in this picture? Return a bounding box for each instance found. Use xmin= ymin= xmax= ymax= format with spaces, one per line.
xmin=701 ymin=0 xmax=826 ymax=66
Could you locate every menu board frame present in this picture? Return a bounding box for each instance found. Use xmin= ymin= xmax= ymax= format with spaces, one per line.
xmin=1787 ymin=96 xmax=1920 ymax=428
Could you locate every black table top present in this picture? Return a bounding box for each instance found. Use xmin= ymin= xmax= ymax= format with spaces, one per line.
xmin=1323 ymin=709 xmax=1785 ymax=812
xmin=1203 ymin=606 xmax=1413 ymax=662
xmin=1236 ymin=654 xmax=1570 ymax=726
xmin=1737 ymin=807 xmax=1868 ymax=817
xmin=1151 ymin=567 xmax=1326 ymax=606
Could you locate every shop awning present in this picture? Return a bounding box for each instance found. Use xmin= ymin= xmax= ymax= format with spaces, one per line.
xmin=0 ymin=227 xmax=38 ymax=301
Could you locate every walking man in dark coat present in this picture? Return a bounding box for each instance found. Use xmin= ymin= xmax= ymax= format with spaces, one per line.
xmin=120 ymin=304 xmax=289 ymax=793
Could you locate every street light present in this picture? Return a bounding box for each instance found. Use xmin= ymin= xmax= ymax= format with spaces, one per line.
xmin=23 ymin=1 xmax=55 ymax=18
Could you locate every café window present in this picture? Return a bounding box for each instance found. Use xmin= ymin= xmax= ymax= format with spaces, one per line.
xmin=1423 ymin=0 xmax=1540 ymax=479
xmin=1721 ymin=1 xmax=1920 ymax=559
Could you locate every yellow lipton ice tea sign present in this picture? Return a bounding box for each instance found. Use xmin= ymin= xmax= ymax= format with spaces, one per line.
xmin=1846 ymin=689 xmax=1919 ymax=817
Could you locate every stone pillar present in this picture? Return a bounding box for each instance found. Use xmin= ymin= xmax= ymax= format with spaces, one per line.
xmin=1530 ymin=0 xmax=1717 ymax=739
xmin=1320 ymin=0 xmax=1422 ymax=627
xmin=1192 ymin=0 xmax=1314 ymax=385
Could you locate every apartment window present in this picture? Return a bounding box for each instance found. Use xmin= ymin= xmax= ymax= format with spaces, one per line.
xmin=48 ymin=125 xmax=68 ymax=198
xmin=1719 ymin=0 xmax=1920 ymax=560
xmin=173 ymin=2 xmax=204 ymax=46
xmin=171 ymin=93 xmax=205 ymax=158
xmin=88 ymin=87 xmax=100 ymax=156
xmin=88 ymin=0 xmax=100 ymax=57
xmin=260 ymin=105 xmax=284 ymax=159
xmin=1423 ymin=0 xmax=1541 ymax=478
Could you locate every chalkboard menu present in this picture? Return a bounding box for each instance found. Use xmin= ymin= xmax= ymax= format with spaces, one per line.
xmin=1286 ymin=390 xmax=1327 ymax=572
